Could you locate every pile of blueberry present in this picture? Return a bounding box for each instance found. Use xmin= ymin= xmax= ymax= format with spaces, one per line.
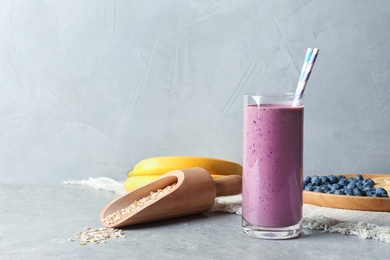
xmin=303 ymin=174 xmax=389 ymax=197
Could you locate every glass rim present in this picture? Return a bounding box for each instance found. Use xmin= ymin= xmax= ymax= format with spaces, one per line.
xmin=244 ymin=92 xmax=299 ymax=98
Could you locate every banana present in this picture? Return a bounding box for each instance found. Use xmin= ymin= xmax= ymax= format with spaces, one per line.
xmin=127 ymin=156 xmax=242 ymax=177
xmin=124 ymin=174 xmax=226 ymax=191
xmin=124 ymin=156 xmax=242 ymax=191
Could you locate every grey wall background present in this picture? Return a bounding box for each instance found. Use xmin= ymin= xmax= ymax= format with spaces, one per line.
xmin=1 ymin=0 xmax=390 ymax=183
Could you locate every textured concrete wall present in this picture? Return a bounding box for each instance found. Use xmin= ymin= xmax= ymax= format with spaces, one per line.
xmin=1 ymin=0 xmax=390 ymax=183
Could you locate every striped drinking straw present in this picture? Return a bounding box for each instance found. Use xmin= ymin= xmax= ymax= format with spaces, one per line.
xmin=292 ymin=48 xmax=319 ymax=107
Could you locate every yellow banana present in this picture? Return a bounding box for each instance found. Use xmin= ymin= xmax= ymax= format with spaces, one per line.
xmin=124 ymin=156 xmax=242 ymax=191
xmin=124 ymin=174 xmax=226 ymax=191
xmin=127 ymin=156 xmax=242 ymax=177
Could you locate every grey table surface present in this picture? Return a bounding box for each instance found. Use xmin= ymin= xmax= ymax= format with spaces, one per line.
xmin=1 ymin=183 xmax=389 ymax=260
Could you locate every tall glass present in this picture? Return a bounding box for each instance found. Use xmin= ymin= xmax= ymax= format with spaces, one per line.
xmin=242 ymin=93 xmax=304 ymax=239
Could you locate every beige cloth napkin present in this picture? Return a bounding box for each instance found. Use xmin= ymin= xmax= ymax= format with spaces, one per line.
xmin=64 ymin=178 xmax=390 ymax=243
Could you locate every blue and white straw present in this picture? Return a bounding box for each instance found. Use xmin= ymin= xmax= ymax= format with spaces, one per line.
xmin=293 ymin=48 xmax=319 ymax=107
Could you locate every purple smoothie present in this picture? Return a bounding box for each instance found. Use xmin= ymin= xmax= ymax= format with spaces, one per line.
xmin=242 ymin=103 xmax=303 ymax=228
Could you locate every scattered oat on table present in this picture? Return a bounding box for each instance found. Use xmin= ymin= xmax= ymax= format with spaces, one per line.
xmin=69 ymin=226 xmax=126 ymax=245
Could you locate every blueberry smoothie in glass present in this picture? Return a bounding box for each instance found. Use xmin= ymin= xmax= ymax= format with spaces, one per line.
xmin=242 ymin=93 xmax=303 ymax=239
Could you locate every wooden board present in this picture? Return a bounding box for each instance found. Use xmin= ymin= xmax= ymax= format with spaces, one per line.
xmin=303 ymin=174 xmax=390 ymax=211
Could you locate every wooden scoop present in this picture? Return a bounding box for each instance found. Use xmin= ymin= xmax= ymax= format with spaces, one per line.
xmin=100 ymin=167 xmax=242 ymax=228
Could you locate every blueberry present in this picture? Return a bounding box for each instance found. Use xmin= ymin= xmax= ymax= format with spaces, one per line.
xmin=345 ymin=188 xmax=354 ymax=196
xmin=376 ymin=188 xmax=387 ymax=196
xmin=305 ymin=182 xmax=313 ymax=188
xmin=334 ymin=190 xmax=345 ymax=195
xmin=313 ymin=186 xmax=323 ymax=193
xmin=304 ymin=185 xmax=314 ymax=191
xmin=321 ymin=176 xmax=329 ymax=184
xmin=356 ymin=180 xmax=363 ymax=188
xmin=303 ymin=176 xmax=311 ymax=185
xmin=375 ymin=188 xmax=386 ymax=194
xmin=311 ymin=176 xmax=322 ymax=186
xmin=353 ymin=187 xmax=365 ymax=196
xmin=338 ymin=179 xmax=349 ymax=186
xmin=366 ymin=191 xmax=373 ymax=197
xmin=356 ymin=174 xmax=364 ymax=181
xmin=331 ymin=183 xmax=342 ymax=190
xmin=363 ymin=185 xmax=372 ymax=192
xmin=328 ymin=175 xmax=339 ymax=184
xmin=363 ymin=178 xmax=374 ymax=187
xmin=346 ymin=182 xmax=356 ymax=190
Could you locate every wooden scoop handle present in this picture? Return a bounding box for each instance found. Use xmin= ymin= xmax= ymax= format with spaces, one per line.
xmin=214 ymin=175 xmax=242 ymax=197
